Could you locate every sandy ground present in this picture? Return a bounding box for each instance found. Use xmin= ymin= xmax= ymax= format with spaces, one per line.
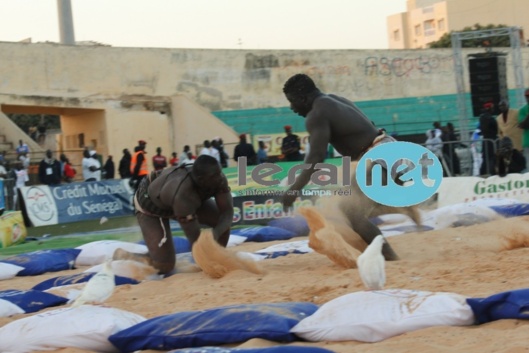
xmin=2 ymin=212 xmax=529 ymax=353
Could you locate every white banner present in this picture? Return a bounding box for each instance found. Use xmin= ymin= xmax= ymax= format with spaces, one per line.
xmin=19 ymin=185 xmax=58 ymax=227
xmin=438 ymin=173 xmax=529 ymax=207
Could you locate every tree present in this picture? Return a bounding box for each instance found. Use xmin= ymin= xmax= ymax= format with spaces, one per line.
xmin=6 ymin=114 xmax=60 ymax=134
xmin=428 ymin=23 xmax=511 ymax=48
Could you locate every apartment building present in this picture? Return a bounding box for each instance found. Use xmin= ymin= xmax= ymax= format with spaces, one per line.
xmin=387 ymin=0 xmax=529 ymax=49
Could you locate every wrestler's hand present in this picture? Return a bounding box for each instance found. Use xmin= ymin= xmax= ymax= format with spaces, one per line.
xmin=281 ymin=190 xmax=298 ymax=212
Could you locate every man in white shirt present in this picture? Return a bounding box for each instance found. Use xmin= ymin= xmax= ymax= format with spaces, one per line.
xmin=199 ymin=140 xmax=212 ymax=157
xmin=82 ymin=149 xmax=101 ymax=181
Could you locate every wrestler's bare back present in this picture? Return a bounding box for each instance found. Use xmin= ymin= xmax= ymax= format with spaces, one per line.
xmin=307 ymin=94 xmax=380 ymax=161
xmin=146 ymin=166 xmax=202 ymax=217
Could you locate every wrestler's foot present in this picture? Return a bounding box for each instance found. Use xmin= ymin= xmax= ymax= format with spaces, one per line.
xmin=112 ymin=248 xmax=153 ymax=266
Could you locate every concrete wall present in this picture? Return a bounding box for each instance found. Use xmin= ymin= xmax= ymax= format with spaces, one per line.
xmin=0 ymin=42 xmax=466 ymax=110
xmin=1 ymin=41 xmax=529 ymax=161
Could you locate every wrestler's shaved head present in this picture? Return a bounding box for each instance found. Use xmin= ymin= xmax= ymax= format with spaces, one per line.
xmin=283 ymin=74 xmax=318 ymax=96
xmin=193 ymin=155 xmax=221 ymax=176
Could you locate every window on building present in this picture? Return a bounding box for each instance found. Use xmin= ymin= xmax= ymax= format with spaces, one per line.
xmin=393 ymin=29 xmax=400 ymax=41
xmin=415 ymin=25 xmax=422 ymax=36
xmin=78 ymin=133 xmax=85 ymax=148
xmin=424 ymin=20 xmax=435 ymax=36
xmin=438 ymin=18 xmax=445 ymax=31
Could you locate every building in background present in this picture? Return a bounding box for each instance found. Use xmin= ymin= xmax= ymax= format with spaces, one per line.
xmin=387 ymin=0 xmax=529 ymax=49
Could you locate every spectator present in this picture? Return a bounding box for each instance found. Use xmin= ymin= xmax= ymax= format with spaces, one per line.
xmin=182 ymin=145 xmax=196 ymax=160
xmin=169 ymin=152 xmax=179 ymax=166
xmin=13 ymin=161 xmax=28 ymax=209
xmin=496 ymin=99 xmax=522 ymax=152
xmin=152 ymin=147 xmax=168 ymax=172
xmin=63 ymin=157 xmax=77 ymax=183
xmin=103 ymin=155 xmax=115 ymax=179
xmin=199 ymin=140 xmax=212 ymax=156
xmin=281 ymin=125 xmax=302 ymax=161
xmin=496 ymin=136 xmax=526 ymax=177
xmin=130 ymin=140 xmax=148 ymax=190
xmin=257 ymin=140 xmax=268 ymax=164
xmin=233 ymin=134 xmax=257 ymax=165
xmin=29 ymin=126 xmax=38 ymax=141
xmin=517 ymin=89 xmax=529 ymax=171
xmin=425 ymin=129 xmax=443 ymax=158
xmin=38 ymin=149 xmax=62 ymax=185
xmin=432 ymin=122 xmax=443 ymax=139
xmin=18 ymin=152 xmax=30 ymax=170
xmin=442 ymin=123 xmax=461 ymax=176
xmin=209 ymin=139 xmax=221 ymax=164
xmin=82 ymin=149 xmax=101 ymax=182
xmin=16 ymin=140 xmax=29 ymax=157
xmin=479 ymin=102 xmax=499 ymax=175
xmin=37 ymin=123 xmax=47 ymax=144
xmin=215 ymin=138 xmax=229 ymax=168
xmin=119 ymin=148 xmax=132 ymax=179
xmin=180 ymin=151 xmax=195 ymax=165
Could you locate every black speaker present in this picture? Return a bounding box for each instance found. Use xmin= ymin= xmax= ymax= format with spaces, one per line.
xmin=469 ymin=56 xmax=508 ymax=116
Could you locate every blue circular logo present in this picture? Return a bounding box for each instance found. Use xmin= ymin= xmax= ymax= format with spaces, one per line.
xmin=355 ymin=142 xmax=443 ymax=207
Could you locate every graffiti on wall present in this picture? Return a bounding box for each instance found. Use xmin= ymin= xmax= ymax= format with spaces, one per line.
xmin=364 ymin=55 xmax=453 ymax=77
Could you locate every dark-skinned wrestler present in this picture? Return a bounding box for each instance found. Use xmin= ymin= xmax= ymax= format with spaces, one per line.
xmin=114 ymin=155 xmax=233 ymax=274
xmin=281 ymin=73 xmax=417 ymax=261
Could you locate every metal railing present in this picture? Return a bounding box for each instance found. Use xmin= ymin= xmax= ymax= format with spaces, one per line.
xmin=421 ymin=138 xmax=498 ymax=178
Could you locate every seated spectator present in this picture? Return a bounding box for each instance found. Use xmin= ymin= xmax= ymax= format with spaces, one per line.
xmin=496 ymin=136 xmax=526 ymax=177
xmin=179 ymin=151 xmax=195 ymax=165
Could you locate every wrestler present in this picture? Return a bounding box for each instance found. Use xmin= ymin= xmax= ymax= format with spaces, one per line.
xmin=115 ymin=155 xmax=233 ymax=274
xmin=281 ymin=73 xmax=416 ymax=260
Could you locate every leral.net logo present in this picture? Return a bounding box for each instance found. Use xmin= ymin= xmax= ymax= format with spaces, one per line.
xmin=355 ymin=142 xmax=443 ymax=207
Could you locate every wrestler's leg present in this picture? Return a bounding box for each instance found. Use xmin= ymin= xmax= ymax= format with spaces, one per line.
xmin=195 ymin=199 xmax=230 ymax=247
xmin=341 ymin=163 xmax=399 ymax=261
xmin=136 ymin=212 xmax=175 ymax=274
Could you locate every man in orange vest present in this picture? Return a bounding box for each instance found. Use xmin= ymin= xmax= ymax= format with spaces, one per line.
xmin=130 ymin=140 xmax=149 ymax=191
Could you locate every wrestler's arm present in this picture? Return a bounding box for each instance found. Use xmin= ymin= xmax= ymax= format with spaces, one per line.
xmin=212 ymin=190 xmax=234 ymax=239
xmin=282 ymin=108 xmax=330 ymax=209
xmin=173 ymin=193 xmax=202 ymax=244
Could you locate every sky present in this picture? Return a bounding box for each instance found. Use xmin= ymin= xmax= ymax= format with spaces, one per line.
xmin=0 ymin=0 xmax=406 ymax=50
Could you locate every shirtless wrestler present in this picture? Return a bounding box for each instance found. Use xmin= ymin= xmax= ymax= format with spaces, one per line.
xmin=115 ymin=155 xmax=233 ymax=274
xmin=281 ymin=73 xmax=419 ymax=261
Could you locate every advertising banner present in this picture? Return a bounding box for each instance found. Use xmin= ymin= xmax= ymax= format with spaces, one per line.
xmin=20 ymin=180 xmax=135 ymax=227
xmin=437 ymin=173 xmax=529 ymax=207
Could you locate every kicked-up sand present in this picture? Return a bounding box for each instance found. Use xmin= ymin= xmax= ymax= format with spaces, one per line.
xmin=1 ymin=212 xmax=529 ymax=352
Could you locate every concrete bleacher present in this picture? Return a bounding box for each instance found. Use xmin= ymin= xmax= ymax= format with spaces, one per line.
xmin=213 ymin=90 xmax=520 ymax=140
